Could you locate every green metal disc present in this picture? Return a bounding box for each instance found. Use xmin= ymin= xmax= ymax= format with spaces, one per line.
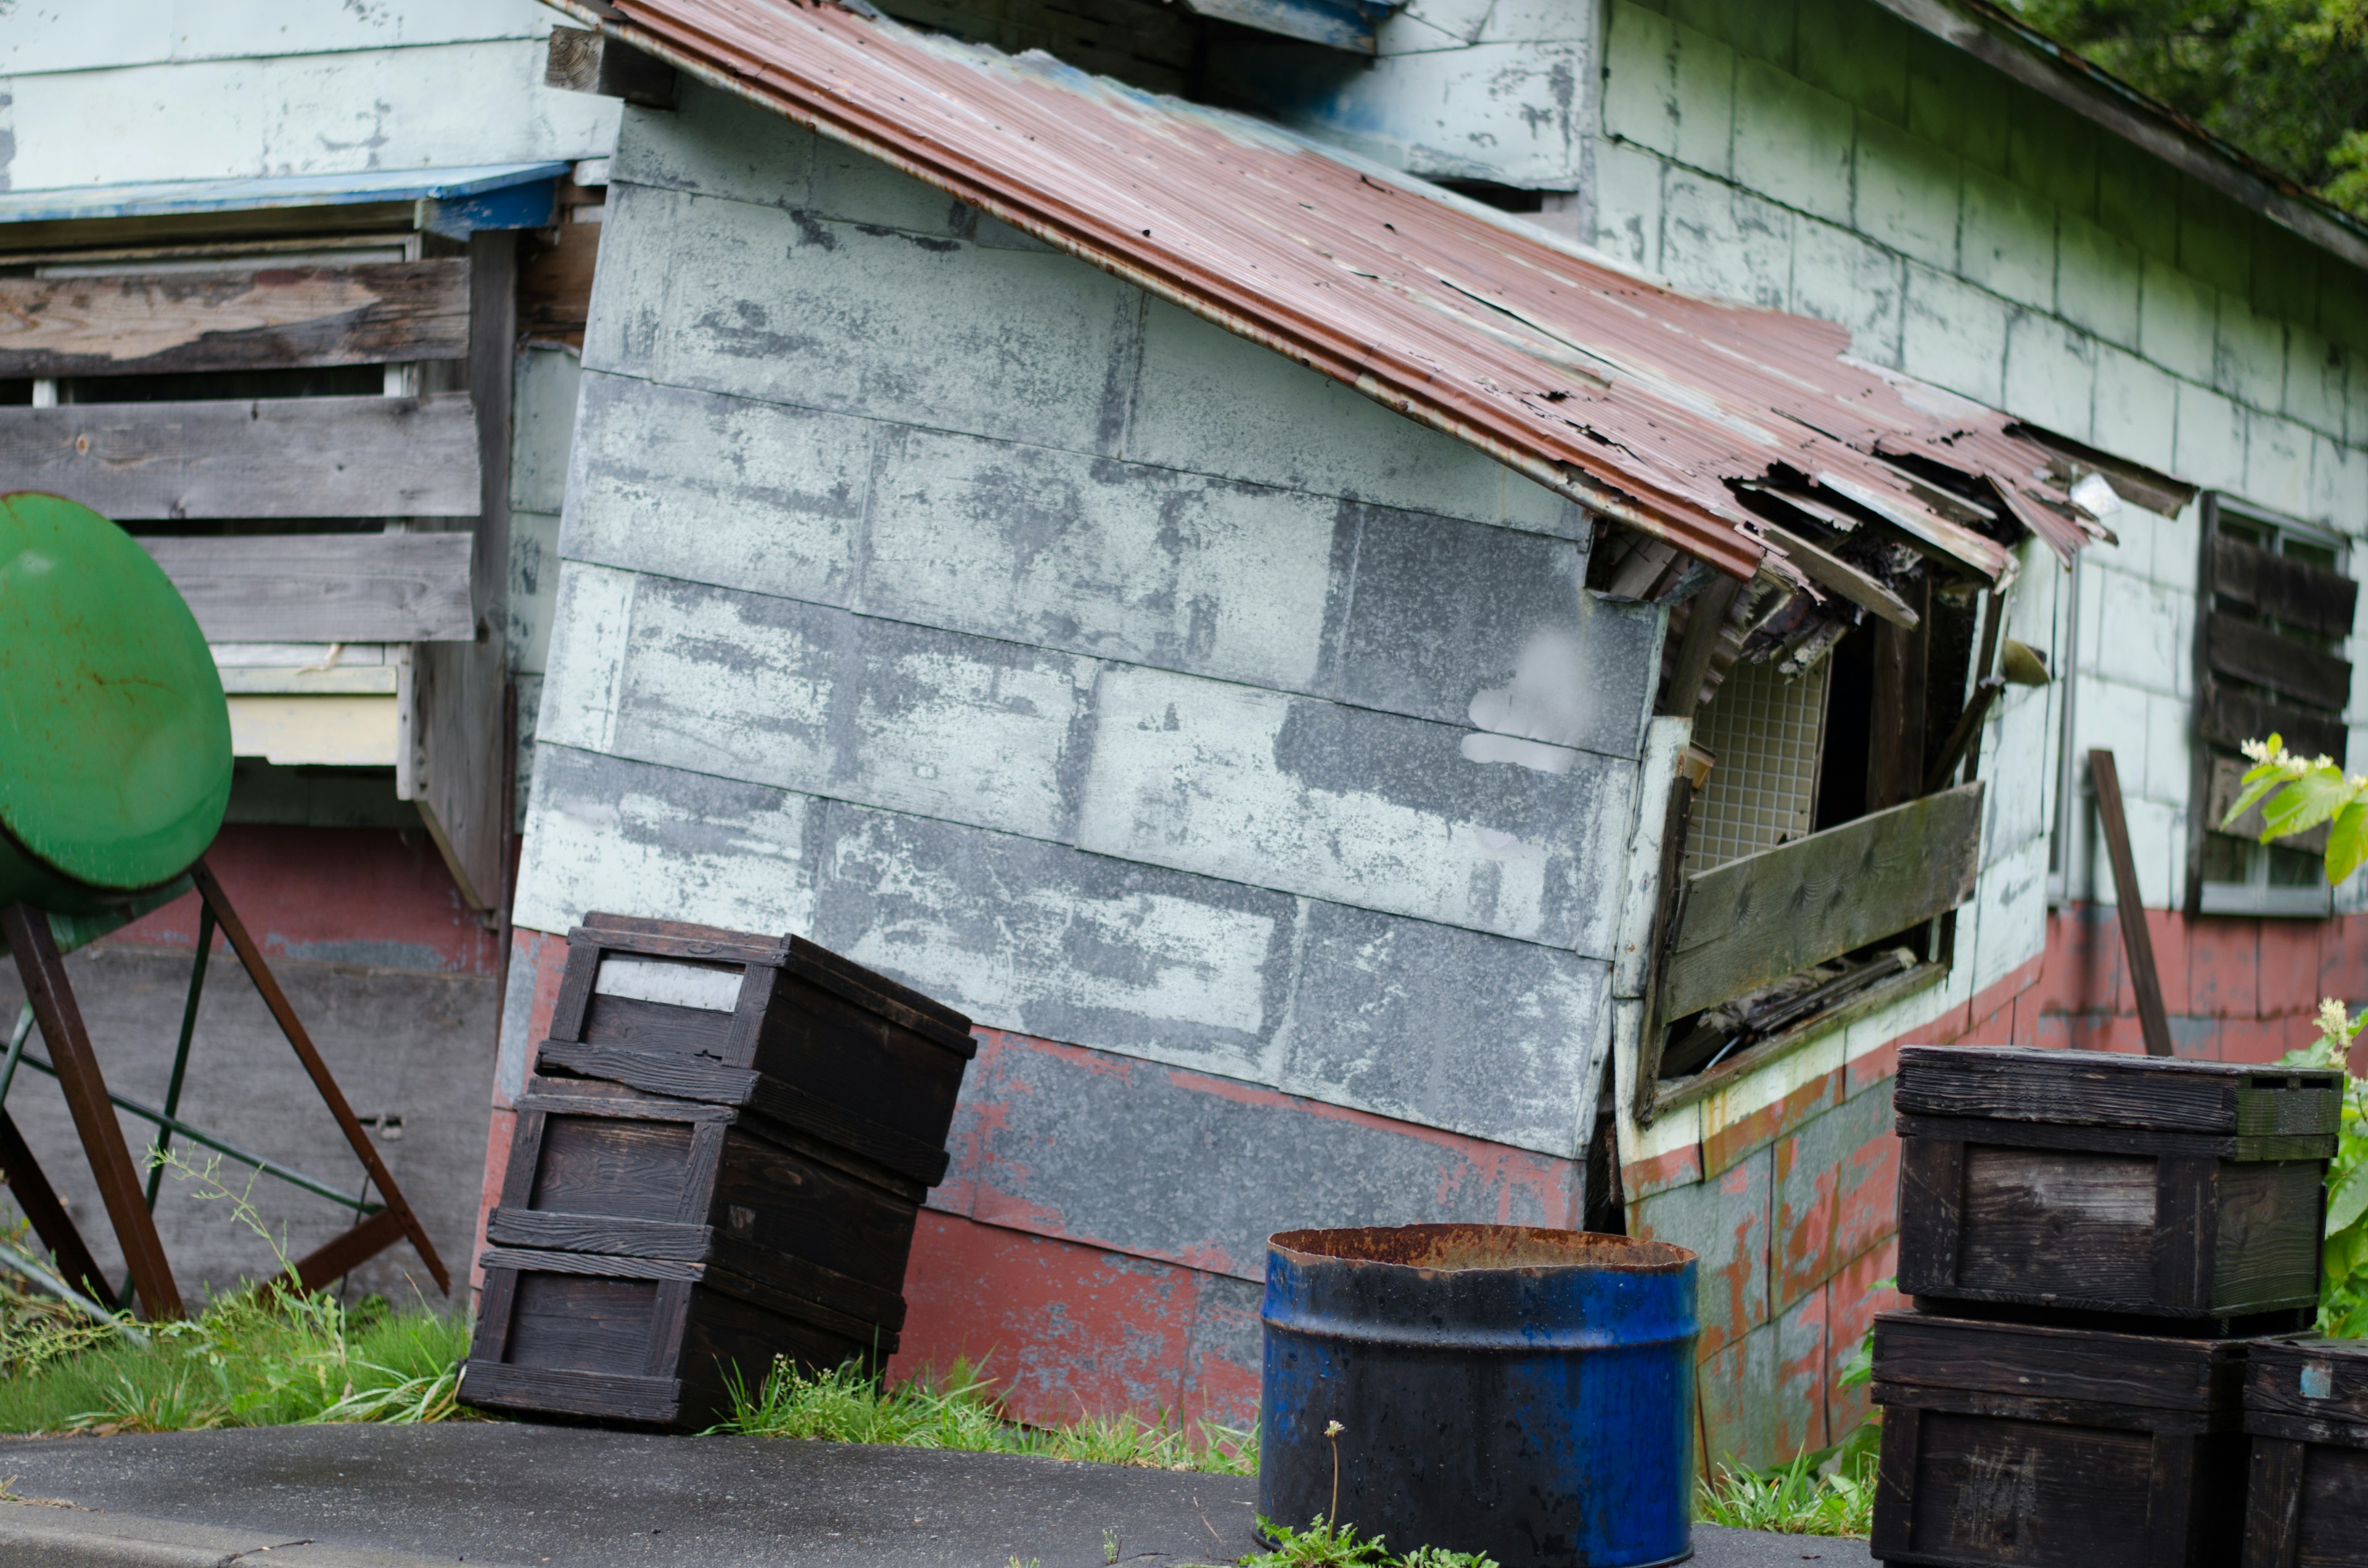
xmin=0 ymin=493 xmax=230 ymax=910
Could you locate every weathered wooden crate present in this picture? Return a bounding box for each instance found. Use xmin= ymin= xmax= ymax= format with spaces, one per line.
xmin=2241 ymin=1337 xmax=2368 ymax=1568
xmin=1894 ymin=1045 xmax=2338 ymax=1329
xmin=1870 ymin=1311 xmax=2248 ymax=1568
xmin=461 ymin=916 xmax=974 ymax=1428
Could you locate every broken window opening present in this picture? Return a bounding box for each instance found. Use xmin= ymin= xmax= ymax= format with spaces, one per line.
xmin=1638 ymin=548 xmax=1994 ymax=1106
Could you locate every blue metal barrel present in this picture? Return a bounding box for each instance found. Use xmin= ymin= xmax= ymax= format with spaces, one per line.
xmin=1259 ymin=1225 xmax=1698 ymax=1568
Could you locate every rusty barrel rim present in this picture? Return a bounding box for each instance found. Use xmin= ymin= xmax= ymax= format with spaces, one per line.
xmin=1263 ymin=1225 xmax=1698 ymax=1352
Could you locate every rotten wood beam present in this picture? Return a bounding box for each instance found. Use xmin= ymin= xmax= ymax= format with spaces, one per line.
xmin=2088 ymin=749 xmax=2175 ymax=1059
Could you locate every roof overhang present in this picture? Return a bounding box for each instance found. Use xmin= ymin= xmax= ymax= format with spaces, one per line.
xmin=1871 ymin=0 xmax=2368 ymax=276
xmin=0 ymin=163 xmax=574 ymax=242
xmin=551 ymin=0 xmax=2190 ymax=601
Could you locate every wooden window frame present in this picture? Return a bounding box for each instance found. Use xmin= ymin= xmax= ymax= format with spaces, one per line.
xmin=1634 ymin=586 xmax=1996 ymax=1122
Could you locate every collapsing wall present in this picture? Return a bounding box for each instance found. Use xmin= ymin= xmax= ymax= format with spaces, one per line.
xmin=493 ymin=81 xmax=1665 ymax=1421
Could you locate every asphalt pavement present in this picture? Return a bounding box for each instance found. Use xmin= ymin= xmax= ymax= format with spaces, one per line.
xmin=0 ymin=1423 xmax=1875 ymax=1567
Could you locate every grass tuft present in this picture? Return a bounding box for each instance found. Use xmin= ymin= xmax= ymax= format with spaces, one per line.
xmin=713 ymin=1355 xmax=1256 ymax=1474
xmin=0 ymin=1155 xmax=467 ymax=1436
xmin=1696 ymin=1421 xmax=1878 ymax=1538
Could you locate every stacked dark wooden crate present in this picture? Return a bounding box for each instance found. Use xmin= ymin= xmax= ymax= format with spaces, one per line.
xmin=459 ymin=914 xmax=976 ymax=1430
xmin=1870 ymin=1045 xmax=2342 ymax=1568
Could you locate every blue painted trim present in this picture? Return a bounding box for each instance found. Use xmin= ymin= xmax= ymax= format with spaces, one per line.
xmin=0 ymin=163 xmax=572 ymax=228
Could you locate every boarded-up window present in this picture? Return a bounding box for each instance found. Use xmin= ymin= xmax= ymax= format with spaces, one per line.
xmin=2193 ymin=497 xmax=2356 ymax=918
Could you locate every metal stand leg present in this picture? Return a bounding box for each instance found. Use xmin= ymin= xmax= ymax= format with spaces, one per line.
xmin=118 ymin=905 xmax=213 ymax=1308
xmin=0 ymin=904 xmax=183 ymax=1320
xmin=190 ymin=864 xmax=450 ymax=1295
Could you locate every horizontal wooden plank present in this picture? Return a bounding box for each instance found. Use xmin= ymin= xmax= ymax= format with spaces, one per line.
xmin=2214 ymin=533 xmax=2358 ymax=638
xmin=1872 ymin=1311 xmax=2243 ymax=1413
xmin=1896 ymin=1111 xmax=2335 ymax=1164
xmin=141 ymin=532 xmax=474 ymax=642
xmin=2206 ymin=611 xmax=2352 ymax=712
xmin=1894 ymin=1046 xmax=2340 ymax=1136
xmin=480 ymin=1245 xmax=702 ymax=1282
xmin=0 ymin=260 xmax=469 ymax=379
xmin=535 ymin=1040 xmax=953 ymax=1188
xmin=0 ymin=393 xmax=480 ymax=519
xmin=487 ymin=1208 xmax=714 ymax=1261
xmin=1661 ymin=782 xmax=1983 ymax=1020
xmin=458 ymin=1357 xmax=681 ymax=1425
xmin=2197 ymin=676 xmax=2348 ymax=761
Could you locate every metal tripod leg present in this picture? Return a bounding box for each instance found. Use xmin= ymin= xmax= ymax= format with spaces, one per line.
xmin=0 ymin=904 xmax=183 ymax=1320
xmin=190 ymin=863 xmax=450 ymax=1295
xmin=117 ymin=902 xmax=212 ymax=1308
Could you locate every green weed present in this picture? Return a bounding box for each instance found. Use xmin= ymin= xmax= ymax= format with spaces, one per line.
xmin=1240 ymin=1516 xmax=1497 ymax=1568
xmin=713 ymin=1354 xmax=1256 ymax=1474
xmin=0 ymin=1155 xmax=467 ymax=1435
xmin=1696 ymin=1419 xmax=1880 ymax=1537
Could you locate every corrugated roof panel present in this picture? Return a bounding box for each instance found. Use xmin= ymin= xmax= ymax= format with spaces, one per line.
xmin=562 ymin=0 xmax=2179 ymax=588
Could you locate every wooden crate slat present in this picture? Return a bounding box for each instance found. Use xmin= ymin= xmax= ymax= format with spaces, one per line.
xmin=0 ymin=260 xmax=470 ymax=379
xmin=1896 ymin=1110 xmax=2335 ymax=1164
xmin=0 ymin=393 xmax=480 ymax=519
xmin=487 ymin=1207 xmax=713 ymax=1260
xmin=1872 ymin=1313 xmax=2248 ymax=1568
xmin=1661 ymin=782 xmax=1983 ymax=1020
xmin=139 ymin=531 xmax=474 ymax=644
xmin=1894 ymin=1046 xmax=2340 ymax=1138
xmin=459 ymin=1358 xmax=682 ymax=1425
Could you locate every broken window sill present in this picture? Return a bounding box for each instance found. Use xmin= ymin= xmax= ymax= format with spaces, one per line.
xmin=1648 ymin=960 xmax=1947 ymax=1121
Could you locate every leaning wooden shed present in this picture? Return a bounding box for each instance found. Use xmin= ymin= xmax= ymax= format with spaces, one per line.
xmin=499 ymin=0 xmax=2179 ymax=1451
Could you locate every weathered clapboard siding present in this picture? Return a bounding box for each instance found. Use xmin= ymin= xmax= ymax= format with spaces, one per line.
xmin=0 ymin=395 xmax=480 ymax=519
xmin=562 ymin=374 xmax=1659 ymax=750
xmin=140 ymin=532 xmax=474 ymax=643
xmin=514 ymin=745 xmax=1613 ymax=1155
xmin=5 ymin=41 xmax=616 ymax=191
xmin=1 ymin=0 xmax=565 ymax=77
xmin=1124 ymin=295 xmax=1589 ymax=538
xmin=541 ymin=557 xmax=1635 ymax=953
xmin=0 ymin=261 xmax=470 ymax=379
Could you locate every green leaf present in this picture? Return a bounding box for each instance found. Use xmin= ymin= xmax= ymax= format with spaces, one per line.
xmin=2330 ymin=802 xmax=2368 ymax=886
xmin=2222 ymin=771 xmax=2286 ymax=829
xmin=2263 ymin=770 xmax=2360 ymax=841
xmin=2329 ymin=1166 xmax=2368 ymax=1239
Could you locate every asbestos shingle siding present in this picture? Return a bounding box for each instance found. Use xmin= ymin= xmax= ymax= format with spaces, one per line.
xmin=511 ymin=80 xmax=1662 ymax=1280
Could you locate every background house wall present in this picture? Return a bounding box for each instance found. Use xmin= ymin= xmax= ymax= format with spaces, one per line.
xmin=1216 ymin=0 xmax=2368 ymax=1466
xmin=496 ymin=78 xmax=1667 ymax=1424
xmin=0 ymin=1 xmax=614 ymax=1304
xmin=1587 ymin=0 xmax=2368 ymax=1465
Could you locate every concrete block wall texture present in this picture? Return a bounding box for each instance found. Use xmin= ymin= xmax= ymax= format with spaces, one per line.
xmin=1592 ymin=0 xmax=2368 ymax=544
xmin=490 ymin=80 xmax=1656 ymax=1423
xmin=0 ymin=0 xmax=617 ymax=190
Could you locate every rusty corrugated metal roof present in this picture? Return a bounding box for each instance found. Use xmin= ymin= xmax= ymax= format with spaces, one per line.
xmin=559 ymin=0 xmax=2180 ymax=591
